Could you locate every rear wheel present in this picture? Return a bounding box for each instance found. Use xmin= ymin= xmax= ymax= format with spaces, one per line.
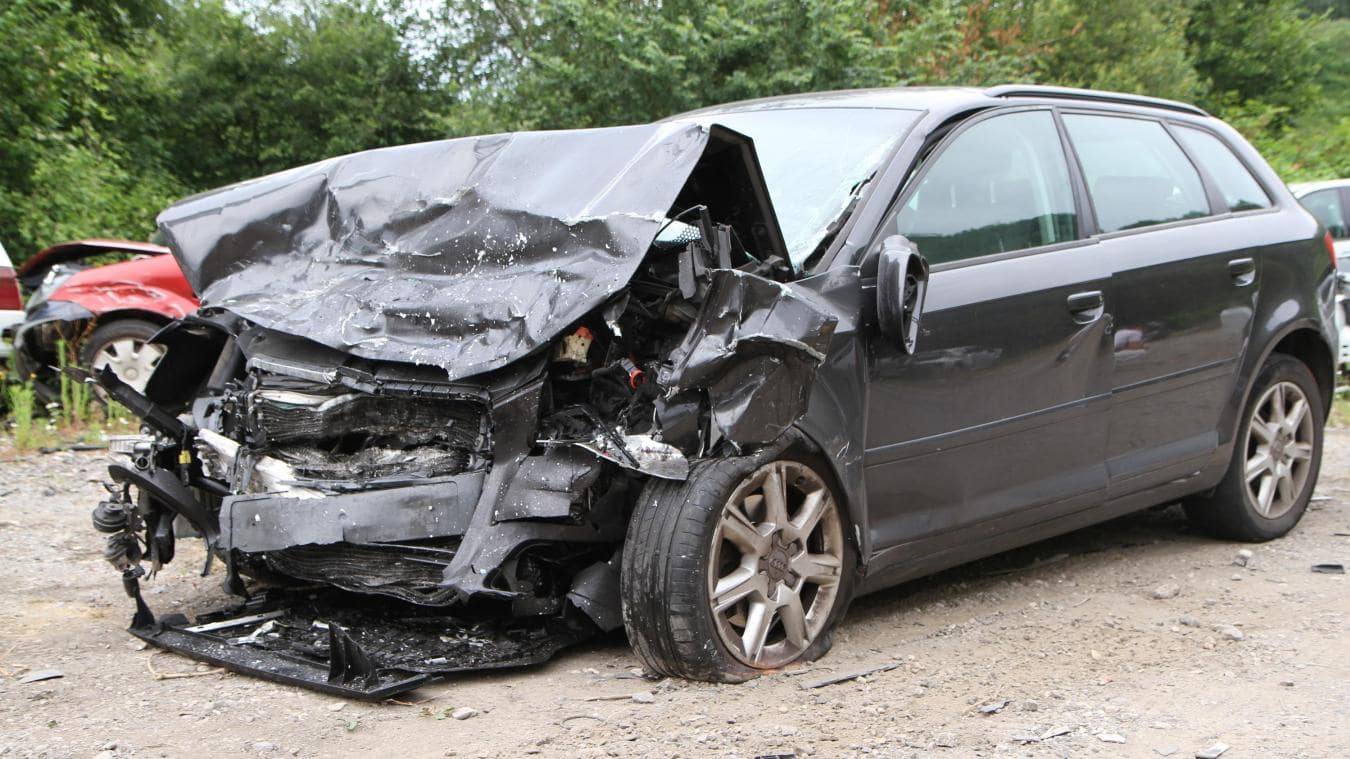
xmin=621 ymin=453 xmax=855 ymax=682
xmin=79 ymin=319 xmax=166 ymax=393
xmin=1185 ymin=354 xmax=1324 ymax=541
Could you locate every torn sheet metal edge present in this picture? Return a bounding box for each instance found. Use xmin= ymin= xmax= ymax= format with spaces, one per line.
xmin=576 ymin=434 xmax=690 ymax=480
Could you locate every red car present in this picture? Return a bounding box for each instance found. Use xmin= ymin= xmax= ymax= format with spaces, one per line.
xmin=13 ymin=240 xmax=197 ymax=396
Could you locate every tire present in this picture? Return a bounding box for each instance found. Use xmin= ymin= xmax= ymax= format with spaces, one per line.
xmin=621 ymin=450 xmax=856 ymax=682
xmin=1185 ymin=353 xmax=1324 ymax=541
xmin=79 ymin=318 xmax=166 ymax=393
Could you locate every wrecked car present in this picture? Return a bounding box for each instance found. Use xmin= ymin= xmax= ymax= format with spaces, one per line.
xmin=86 ymin=85 xmax=1336 ymax=698
xmin=14 ymin=239 xmax=197 ymax=397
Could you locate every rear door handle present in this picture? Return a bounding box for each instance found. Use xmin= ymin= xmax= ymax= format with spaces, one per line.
xmin=1229 ymin=257 xmax=1256 ymax=286
xmin=1067 ymin=290 xmax=1104 ymax=324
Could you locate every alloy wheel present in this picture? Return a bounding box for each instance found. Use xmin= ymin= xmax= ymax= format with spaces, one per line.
xmin=1244 ymin=380 xmax=1316 ymax=519
xmin=708 ymin=460 xmax=844 ymax=669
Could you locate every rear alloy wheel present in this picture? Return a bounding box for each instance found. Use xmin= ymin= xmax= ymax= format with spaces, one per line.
xmin=1186 ymin=353 xmax=1324 ymax=541
xmin=80 ymin=319 xmax=166 ymax=393
xmin=622 ymin=452 xmax=855 ymax=682
xmin=1242 ymin=381 xmax=1316 ymax=520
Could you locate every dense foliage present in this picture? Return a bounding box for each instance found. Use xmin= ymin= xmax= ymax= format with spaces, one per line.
xmin=2 ymin=0 xmax=1346 ymax=263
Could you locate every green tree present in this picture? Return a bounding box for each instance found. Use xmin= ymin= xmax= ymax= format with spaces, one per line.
xmin=133 ymin=0 xmax=448 ymax=189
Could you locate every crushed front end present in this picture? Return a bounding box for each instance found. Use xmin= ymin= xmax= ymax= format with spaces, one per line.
xmin=86 ymin=121 xmax=849 ymax=697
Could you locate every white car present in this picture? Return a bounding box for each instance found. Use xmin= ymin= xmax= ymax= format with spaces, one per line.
xmin=0 ymin=241 xmax=25 ymax=360
xmin=1291 ymin=179 xmax=1350 ymax=373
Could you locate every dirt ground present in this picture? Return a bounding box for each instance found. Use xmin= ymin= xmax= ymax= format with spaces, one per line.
xmin=0 ymin=431 xmax=1346 ymax=759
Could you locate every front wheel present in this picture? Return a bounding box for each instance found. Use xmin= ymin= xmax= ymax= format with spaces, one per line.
xmin=1185 ymin=353 xmax=1324 ymax=541
xmin=621 ymin=453 xmax=855 ymax=682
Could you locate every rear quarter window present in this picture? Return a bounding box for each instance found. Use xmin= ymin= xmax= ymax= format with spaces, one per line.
xmin=1063 ymin=113 xmax=1210 ymax=233
xmin=1174 ymin=126 xmax=1271 ymax=212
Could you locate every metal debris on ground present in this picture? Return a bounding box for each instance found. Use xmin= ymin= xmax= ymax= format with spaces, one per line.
xmin=1195 ymin=741 xmax=1229 ymax=758
xmin=17 ymin=669 xmax=63 ymax=684
xmin=798 ymin=662 xmax=899 ymax=689
xmin=977 ymin=699 xmax=1009 ymax=714
xmin=1097 ymin=733 xmax=1126 ymax=743
xmin=1310 ymin=563 xmax=1345 ymax=574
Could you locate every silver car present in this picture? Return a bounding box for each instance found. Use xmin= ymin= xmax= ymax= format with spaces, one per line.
xmin=1291 ymin=179 xmax=1350 ymax=372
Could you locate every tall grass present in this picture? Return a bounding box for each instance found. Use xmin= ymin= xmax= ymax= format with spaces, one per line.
xmin=55 ymin=338 xmax=93 ymax=429
xmin=5 ymin=380 xmax=37 ymax=450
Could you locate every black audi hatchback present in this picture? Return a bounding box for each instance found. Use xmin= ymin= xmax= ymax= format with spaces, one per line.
xmin=92 ymin=85 xmax=1336 ymax=695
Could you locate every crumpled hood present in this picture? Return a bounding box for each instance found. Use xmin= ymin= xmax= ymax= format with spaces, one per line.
xmin=157 ymin=122 xmax=784 ymax=380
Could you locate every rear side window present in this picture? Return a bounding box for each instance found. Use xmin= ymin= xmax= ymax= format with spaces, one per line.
xmin=894 ymin=110 xmax=1078 ymax=265
xmin=1063 ymin=114 xmax=1210 ymax=233
xmin=1174 ymin=126 xmax=1271 ymax=212
xmin=1301 ymin=189 xmax=1348 ymax=240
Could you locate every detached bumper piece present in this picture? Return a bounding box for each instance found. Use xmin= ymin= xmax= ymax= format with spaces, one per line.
xmin=126 ymin=582 xmax=590 ymax=699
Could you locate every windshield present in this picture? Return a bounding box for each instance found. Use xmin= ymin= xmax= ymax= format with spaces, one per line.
xmin=691 ymin=107 xmax=920 ymax=269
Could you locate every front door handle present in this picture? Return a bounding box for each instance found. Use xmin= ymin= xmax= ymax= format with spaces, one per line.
xmin=1228 ymin=257 xmax=1256 ymax=286
xmin=1067 ymin=290 xmax=1104 ymax=324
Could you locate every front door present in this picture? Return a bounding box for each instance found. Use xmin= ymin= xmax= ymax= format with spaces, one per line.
xmin=862 ymin=108 xmax=1113 ymax=556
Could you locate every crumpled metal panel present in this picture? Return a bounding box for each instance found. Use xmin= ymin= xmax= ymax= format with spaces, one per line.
xmin=157 ymin=123 xmax=715 ymax=379
xmin=657 ymin=269 xmax=839 ymax=445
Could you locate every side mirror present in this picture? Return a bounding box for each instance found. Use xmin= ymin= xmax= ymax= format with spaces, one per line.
xmin=877 ymin=235 xmax=929 ymax=354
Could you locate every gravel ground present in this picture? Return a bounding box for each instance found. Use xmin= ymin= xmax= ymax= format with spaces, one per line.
xmin=0 ymin=431 xmax=1346 ymax=759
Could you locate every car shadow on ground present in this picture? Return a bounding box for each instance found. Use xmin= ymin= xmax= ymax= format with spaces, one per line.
xmin=568 ymin=502 xmax=1214 ymax=663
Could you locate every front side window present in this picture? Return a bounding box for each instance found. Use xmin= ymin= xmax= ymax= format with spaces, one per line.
xmin=892 ymin=110 xmax=1078 ymax=265
xmin=1063 ymin=114 xmax=1210 ymax=233
xmin=1300 ymin=189 xmax=1348 ymax=241
xmin=1174 ymin=126 xmax=1271 ymax=212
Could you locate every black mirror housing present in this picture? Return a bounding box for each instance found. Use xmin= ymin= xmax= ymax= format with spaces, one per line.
xmin=877 ymin=235 xmax=929 ymax=354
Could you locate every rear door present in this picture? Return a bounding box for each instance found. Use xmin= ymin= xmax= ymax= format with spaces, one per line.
xmin=1059 ymin=112 xmax=1265 ymax=493
xmin=863 ymin=108 xmax=1113 ymax=554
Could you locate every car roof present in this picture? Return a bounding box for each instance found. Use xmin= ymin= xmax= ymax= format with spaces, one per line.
xmin=667 ymin=84 xmax=1210 ymax=122
xmin=1289 ymin=178 xmax=1350 ymax=197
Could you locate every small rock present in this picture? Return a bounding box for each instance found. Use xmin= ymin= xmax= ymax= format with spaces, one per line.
xmin=1196 ymin=741 xmax=1229 ymax=759
xmin=451 ymin=707 xmax=480 ymax=720
xmin=327 ymin=702 xmax=345 ymax=712
xmin=253 ymin=742 xmax=278 ymax=753
xmin=630 ymin=692 xmax=655 ymax=704
xmin=1150 ymin=583 xmax=1181 ymax=600
xmin=1179 ymin=615 xmax=1201 ymax=628
xmin=1020 ymin=700 xmax=1040 ymax=712
xmin=933 ymin=733 xmax=958 ymax=748
xmin=1214 ymin=624 xmax=1245 ymax=641
xmin=1155 ymin=747 xmax=1179 ymax=757
xmin=977 ymin=699 xmax=1008 ymax=714
xmin=1233 ymin=549 xmax=1253 ymax=567
xmin=1098 ymin=733 xmax=1126 ymax=744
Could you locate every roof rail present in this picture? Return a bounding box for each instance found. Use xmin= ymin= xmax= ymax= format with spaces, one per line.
xmin=984 ymin=84 xmax=1209 ymax=117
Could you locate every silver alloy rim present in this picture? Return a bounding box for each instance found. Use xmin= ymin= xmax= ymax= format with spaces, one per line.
xmin=90 ymin=338 xmax=166 ymax=393
xmin=1244 ymin=380 xmax=1315 ymax=519
xmin=708 ymin=460 xmax=844 ymax=669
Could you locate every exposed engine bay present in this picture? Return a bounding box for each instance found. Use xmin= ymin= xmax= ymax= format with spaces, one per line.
xmin=81 ymin=120 xmax=909 ymax=698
